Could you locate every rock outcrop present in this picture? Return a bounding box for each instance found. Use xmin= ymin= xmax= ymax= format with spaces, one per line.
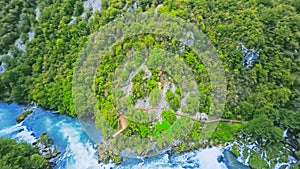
xmin=16 ymin=110 xmax=34 ymax=123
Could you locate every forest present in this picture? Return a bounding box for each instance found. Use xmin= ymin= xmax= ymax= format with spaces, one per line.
xmin=0 ymin=0 xmax=299 ymax=168
xmin=0 ymin=138 xmax=48 ymax=169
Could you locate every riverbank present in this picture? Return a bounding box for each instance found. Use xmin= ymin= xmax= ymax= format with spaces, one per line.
xmin=0 ymin=102 xmax=113 ymax=169
xmin=96 ymin=117 xmax=242 ymax=162
xmin=97 ymin=119 xmax=298 ymax=168
xmin=1 ymin=102 xmax=298 ymax=168
xmin=0 ymin=102 xmax=251 ymax=168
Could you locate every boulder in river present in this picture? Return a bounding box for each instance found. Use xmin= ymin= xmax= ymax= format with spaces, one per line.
xmin=16 ymin=110 xmax=34 ymax=123
xmin=217 ymin=155 xmax=224 ymax=163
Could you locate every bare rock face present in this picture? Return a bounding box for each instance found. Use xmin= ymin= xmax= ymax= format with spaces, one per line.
xmin=97 ymin=142 xmax=110 ymax=162
xmin=120 ymin=148 xmax=138 ymax=158
xmin=98 ymin=142 xmax=122 ymax=164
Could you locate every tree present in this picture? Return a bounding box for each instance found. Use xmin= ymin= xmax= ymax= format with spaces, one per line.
xmin=245 ymin=115 xmax=282 ymax=145
xmin=161 ymin=110 xmax=177 ymax=124
xmin=236 ymin=101 xmax=255 ymax=120
xmin=149 ymin=88 xmax=161 ymax=106
xmin=166 ymin=89 xmax=181 ymax=111
xmin=182 ymin=94 xmax=199 ymax=114
xmin=154 ymin=120 xmax=171 ymax=137
xmin=0 ymin=138 xmax=48 ymax=169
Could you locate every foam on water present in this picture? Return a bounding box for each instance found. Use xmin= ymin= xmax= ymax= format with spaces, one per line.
xmin=35 ymin=7 xmax=40 ymax=20
xmin=117 ymin=147 xmax=229 ymax=169
xmin=0 ymin=122 xmax=37 ymax=144
xmin=194 ymin=147 xmax=228 ymax=169
xmin=69 ymin=16 xmax=77 ymax=25
xmin=274 ymin=156 xmax=297 ymax=169
xmin=0 ymin=123 xmax=23 ymax=135
xmin=0 ymin=62 xmax=5 ymax=73
xmin=235 ymin=142 xmax=257 ymax=166
xmin=28 ymin=28 xmax=35 ymax=41
xmin=14 ymin=38 xmax=26 ymax=51
xmin=283 ymin=129 xmax=288 ymax=138
xmin=118 ymin=153 xmax=176 ymax=169
xmin=59 ymin=123 xmax=105 ymax=169
xmin=12 ymin=126 xmax=37 ymax=144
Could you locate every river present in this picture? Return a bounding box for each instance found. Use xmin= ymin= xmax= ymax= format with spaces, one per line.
xmin=0 ymin=102 xmax=249 ymax=169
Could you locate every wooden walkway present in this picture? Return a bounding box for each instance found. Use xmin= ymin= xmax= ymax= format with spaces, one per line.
xmin=112 ymin=115 xmax=128 ymax=138
xmin=175 ymin=112 xmax=246 ymax=124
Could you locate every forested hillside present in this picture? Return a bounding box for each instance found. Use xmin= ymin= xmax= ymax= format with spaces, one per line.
xmin=0 ymin=0 xmax=299 ymax=167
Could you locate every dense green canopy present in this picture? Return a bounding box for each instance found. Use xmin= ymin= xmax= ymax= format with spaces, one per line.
xmin=0 ymin=138 xmax=48 ymax=169
xmin=0 ymin=0 xmax=299 ymax=167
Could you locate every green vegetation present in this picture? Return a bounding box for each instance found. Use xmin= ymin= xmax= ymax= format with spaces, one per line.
xmin=166 ymin=89 xmax=181 ymax=111
xmin=0 ymin=0 xmax=299 ymax=167
xmin=154 ymin=120 xmax=171 ymax=137
xmin=0 ymin=0 xmax=89 ymax=116
xmin=15 ymin=110 xmax=34 ymax=123
xmin=149 ymin=88 xmax=161 ymax=106
xmin=0 ymin=138 xmax=48 ymax=169
xmin=242 ymin=147 xmax=249 ymax=159
xmin=113 ymin=155 xmax=122 ymax=165
xmin=0 ymin=0 xmax=36 ymax=54
xmin=249 ymin=151 xmax=270 ymax=169
xmin=94 ymin=35 xmax=210 ymax=142
xmin=38 ymin=133 xmax=50 ymax=144
xmin=131 ymin=70 xmax=149 ymax=103
xmin=291 ymin=162 xmax=300 ymax=169
xmin=244 ymin=115 xmax=282 ymax=145
xmin=231 ymin=144 xmax=240 ymax=157
xmin=211 ymin=122 xmax=245 ymax=143
xmin=161 ymin=110 xmax=177 ymax=125
xmin=182 ymin=94 xmax=200 ymax=114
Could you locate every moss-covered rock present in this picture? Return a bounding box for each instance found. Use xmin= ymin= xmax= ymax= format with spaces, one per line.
xmin=231 ymin=144 xmax=240 ymax=157
xmin=38 ymin=133 xmax=50 ymax=144
xmin=98 ymin=142 xmax=122 ymax=164
xmin=249 ymin=151 xmax=270 ymax=169
xmin=113 ymin=155 xmax=122 ymax=164
xmin=16 ymin=110 xmax=34 ymax=122
xmin=33 ymin=133 xmax=60 ymax=162
xmin=242 ymin=147 xmax=249 ymax=160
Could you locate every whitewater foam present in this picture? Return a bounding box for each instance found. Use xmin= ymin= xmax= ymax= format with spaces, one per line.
xmin=58 ymin=122 xmax=115 ymax=169
xmin=12 ymin=126 xmax=37 ymax=144
xmin=0 ymin=123 xmax=23 ymax=135
xmin=195 ymin=147 xmax=228 ymax=169
xmin=274 ymin=156 xmax=297 ymax=169
xmin=117 ymin=147 xmax=228 ymax=169
xmin=283 ymin=129 xmax=288 ymax=138
xmin=0 ymin=122 xmax=37 ymax=144
xmin=14 ymin=38 xmax=26 ymax=51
